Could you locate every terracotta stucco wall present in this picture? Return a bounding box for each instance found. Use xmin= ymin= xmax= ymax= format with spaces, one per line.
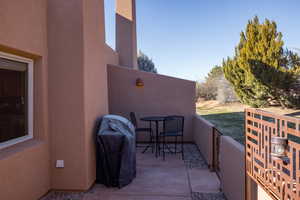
xmin=116 ymin=0 xmax=138 ymax=69
xmin=0 ymin=0 xmax=50 ymax=199
xmin=48 ymin=0 xmax=87 ymax=190
xmin=219 ymin=136 xmax=245 ymax=200
xmin=82 ymin=0 xmax=118 ymax=188
xmin=107 ymin=65 xmax=196 ymax=141
xmin=193 ymin=117 xmax=258 ymax=200
xmin=48 ymin=0 xmax=118 ymax=190
xmin=193 ymin=115 xmax=214 ymax=167
xmin=246 ymin=175 xmax=258 ymax=200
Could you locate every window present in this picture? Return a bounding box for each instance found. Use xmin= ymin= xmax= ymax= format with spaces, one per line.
xmin=0 ymin=52 xmax=33 ymax=149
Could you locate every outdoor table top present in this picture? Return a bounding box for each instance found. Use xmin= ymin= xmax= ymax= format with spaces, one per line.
xmin=140 ymin=116 xmax=167 ymax=121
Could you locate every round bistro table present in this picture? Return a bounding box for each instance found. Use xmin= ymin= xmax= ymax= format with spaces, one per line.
xmin=140 ymin=116 xmax=166 ymax=157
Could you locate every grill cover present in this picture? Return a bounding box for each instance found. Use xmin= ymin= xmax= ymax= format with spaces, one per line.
xmin=96 ymin=115 xmax=136 ymax=188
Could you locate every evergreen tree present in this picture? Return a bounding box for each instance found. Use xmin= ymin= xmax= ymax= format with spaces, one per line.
xmin=196 ymin=66 xmax=223 ymax=101
xmin=137 ymin=51 xmax=157 ymax=73
xmin=217 ymin=75 xmax=238 ymax=104
xmin=206 ymin=65 xmax=223 ymax=81
xmin=223 ymin=16 xmax=300 ymax=108
xmin=282 ymin=49 xmax=300 ymax=70
xmin=196 ymin=65 xmax=238 ymax=102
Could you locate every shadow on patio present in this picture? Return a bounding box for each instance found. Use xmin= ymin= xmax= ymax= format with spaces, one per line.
xmin=41 ymin=144 xmax=225 ymax=200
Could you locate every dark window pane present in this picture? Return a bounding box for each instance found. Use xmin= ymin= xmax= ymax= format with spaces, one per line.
xmin=0 ymin=57 xmax=28 ymax=143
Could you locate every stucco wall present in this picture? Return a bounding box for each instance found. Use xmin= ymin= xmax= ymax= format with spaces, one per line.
xmin=82 ymin=0 xmax=118 ymax=188
xmin=219 ymin=136 xmax=245 ymax=200
xmin=0 ymin=0 xmax=123 ymax=197
xmin=116 ymin=0 xmax=138 ymax=69
xmin=48 ymin=0 xmax=87 ymax=190
xmin=193 ymin=117 xmax=259 ymax=200
xmin=107 ymin=65 xmax=196 ymax=141
xmin=105 ymin=45 xmax=119 ymax=66
xmin=48 ymin=0 xmax=117 ymax=190
xmin=0 ymin=0 xmax=50 ymax=199
xmin=246 ymin=175 xmax=258 ymax=200
xmin=193 ymin=115 xmax=214 ymax=167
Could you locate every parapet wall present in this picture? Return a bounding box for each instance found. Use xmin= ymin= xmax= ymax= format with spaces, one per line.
xmin=193 ymin=115 xmax=258 ymax=200
xmin=107 ymin=65 xmax=196 ymax=141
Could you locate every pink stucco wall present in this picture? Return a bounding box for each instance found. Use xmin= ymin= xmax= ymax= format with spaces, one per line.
xmin=83 ymin=0 xmax=118 ymax=188
xmin=48 ymin=0 xmax=86 ymax=190
xmin=246 ymin=175 xmax=258 ymax=200
xmin=0 ymin=0 xmax=134 ymax=199
xmin=219 ymin=136 xmax=245 ymax=200
xmin=48 ymin=0 xmax=119 ymax=190
xmin=107 ymin=65 xmax=196 ymax=141
xmin=193 ymin=115 xmax=214 ymax=167
xmin=0 ymin=0 xmax=50 ymax=199
xmin=193 ymin=117 xmax=258 ymax=200
xmin=116 ymin=0 xmax=138 ymax=69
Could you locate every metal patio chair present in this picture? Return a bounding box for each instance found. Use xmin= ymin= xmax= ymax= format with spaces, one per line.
xmin=130 ymin=112 xmax=154 ymax=153
xmin=159 ymin=115 xmax=184 ymax=160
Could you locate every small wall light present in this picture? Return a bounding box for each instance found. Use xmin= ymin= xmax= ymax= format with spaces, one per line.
xmin=271 ymin=137 xmax=288 ymax=159
xmin=135 ymin=78 xmax=144 ymax=88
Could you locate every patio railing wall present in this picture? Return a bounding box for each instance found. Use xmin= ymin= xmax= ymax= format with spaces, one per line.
xmin=219 ymin=136 xmax=245 ymax=200
xmin=193 ymin=114 xmax=250 ymax=200
xmin=193 ymin=115 xmax=214 ymax=168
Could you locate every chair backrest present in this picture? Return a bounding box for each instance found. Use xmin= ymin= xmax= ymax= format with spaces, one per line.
xmin=129 ymin=112 xmax=138 ymax=127
xmin=163 ymin=115 xmax=184 ymax=134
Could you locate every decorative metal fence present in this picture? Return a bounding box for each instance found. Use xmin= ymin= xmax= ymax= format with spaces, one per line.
xmin=245 ymin=108 xmax=300 ymax=200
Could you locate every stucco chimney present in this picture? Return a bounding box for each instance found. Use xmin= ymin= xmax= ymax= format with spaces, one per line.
xmin=116 ymin=0 xmax=138 ymax=69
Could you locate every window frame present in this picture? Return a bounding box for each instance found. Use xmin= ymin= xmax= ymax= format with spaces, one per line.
xmin=0 ymin=51 xmax=34 ymax=149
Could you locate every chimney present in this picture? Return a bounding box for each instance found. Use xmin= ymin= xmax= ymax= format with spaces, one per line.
xmin=116 ymin=0 xmax=138 ymax=69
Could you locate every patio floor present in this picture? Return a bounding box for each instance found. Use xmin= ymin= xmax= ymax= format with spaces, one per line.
xmin=41 ymin=144 xmax=225 ymax=200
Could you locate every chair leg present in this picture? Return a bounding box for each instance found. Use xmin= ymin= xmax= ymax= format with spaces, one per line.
xmin=158 ymin=135 xmax=160 ymax=157
xmin=149 ymin=122 xmax=154 ymax=153
xmin=163 ymin=135 xmax=166 ymax=161
xmin=142 ymin=144 xmax=150 ymax=153
xmin=151 ymin=131 xmax=154 ymax=153
xmin=181 ymin=135 xmax=184 ymax=160
xmin=142 ymin=130 xmax=154 ymax=154
xmin=175 ymin=136 xmax=177 ymax=154
xmin=135 ymin=133 xmax=138 ymax=148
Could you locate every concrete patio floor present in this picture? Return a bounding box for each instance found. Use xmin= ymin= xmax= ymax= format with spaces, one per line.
xmin=41 ymin=144 xmax=226 ymax=200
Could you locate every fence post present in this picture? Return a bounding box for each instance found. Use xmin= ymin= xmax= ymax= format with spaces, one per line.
xmin=211 ymin=127 xmax=216 ymax=171
xmin=211 ymin=127 xmax=222 ymax=178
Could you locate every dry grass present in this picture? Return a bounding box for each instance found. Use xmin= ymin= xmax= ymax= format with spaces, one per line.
xmin=196 ymin=101 xmax=248 ymax=115
xmin=197 ymin=100 xmax=300 ymax=144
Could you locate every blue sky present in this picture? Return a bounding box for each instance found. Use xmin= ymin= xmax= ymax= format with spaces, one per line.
xmin=105 ymin=0 xmax=300 ymax=81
